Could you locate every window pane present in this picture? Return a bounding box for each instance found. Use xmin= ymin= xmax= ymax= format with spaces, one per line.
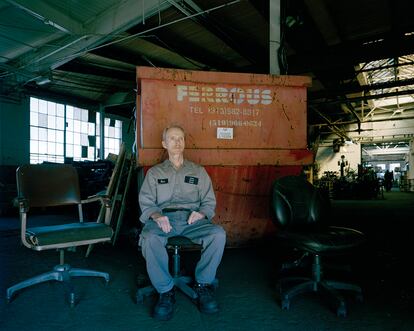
xmin=30 ymin=112 xmax=38 ymax=126
xmin=30 ymin=97 xmax=39 ymax=112
xmin=39 ymin=128 xmax=47 ymax=141
xmin=56 ymin=130 xmax=64 ymax=143
xmin=81 ymin=133 xmax=88 ymax=146
xmin=74 ymin=145 xmax=81 ymax=158
xmin=56 ymin=143 xmax=64 ymax=156
xmin=74 ymin=107 xmax=81 ymax=120
xmin=74 ymin=120 xmax=81 ymax=133
xmin=108 ymin=126 xmax=114 ymax=137
xmin=56 ymin=117 xmax=64 ymax=130
xmin=66 ymin=118 xmax=73 ymax=132
xmin=30 ymin=140 xmax=38 ymax=153
xmin=66 ymin=144 xmax=73 ymax=157
xmin=74 ymin=133 xmax=80 ymax=145
xmin=39 ymin=100 xmax=47 ymax=114
xmin=109 ymin=138 xmax=115 ymax=150
xmin=81 ymin=121 xmax=88 ymax=134
xmin=88 ymin=147 xmax=94 ymax=159
xmin=48 ymin=129 xmax=56 ymax=142
xmin=47 ymin=102 xmax=56 ymax=116
xmin=30 ymin=127 xmax=38 ymax=140
xmin=56 ymin=104 xmax=64 ymax=117
xmin=81 ymin=109 xmax=88 ymax=122
xmin=48 ymin=115 xmax=56 ymax=129
xmin=88 ymin=122 xmax=95 ymax=135
xmin=66 ymin=131 xmax=73 ymax=144
xmin=39 ymin=142 xmax=47 ymax=154
xmin=48 ymin=142 xmax=56 ymax=155
xmin=67 ymin=106 xmax=73 ymax=119
xmin=39 ymin=113 xmax=47 ymax=127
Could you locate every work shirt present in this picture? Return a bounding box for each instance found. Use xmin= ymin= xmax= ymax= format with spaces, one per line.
xmin=139 ymin=159 xmax=216 ymax=223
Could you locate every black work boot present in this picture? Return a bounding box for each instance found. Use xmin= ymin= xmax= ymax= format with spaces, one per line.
xmin=193 ymin=283 xmax=219 ymax=314
xmin=153 ymin=288 xmax=175 ymax=321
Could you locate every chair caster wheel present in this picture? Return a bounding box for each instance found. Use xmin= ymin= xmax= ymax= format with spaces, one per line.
xmin=276 ymin=284 xmax=282 ymax=294
xmin=69 ymin=293 xmax=76 ymax=308
xmin=336 ymin=304 xmax=347 ymax=317
xmin=281 ymin=299 xmax=290 ymax=310
xmin=136 ymin=292 xmax=144 ymax=304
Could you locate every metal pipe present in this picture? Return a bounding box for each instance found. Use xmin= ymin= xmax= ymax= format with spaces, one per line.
xmin=269 ymin=0 xmax=281 ymax=74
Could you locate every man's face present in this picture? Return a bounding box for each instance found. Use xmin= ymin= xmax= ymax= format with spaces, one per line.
xmin=162 ymin=127 xmax=185 ymax=156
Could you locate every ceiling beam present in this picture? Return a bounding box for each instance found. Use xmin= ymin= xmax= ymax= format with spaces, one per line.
xmin=125 ymin=7 xmax=239 ymax=71
xmin=310 ymin=77 xmax=414 ymax=101
xmin=6 ymin=0 xmax=82 ymax=34
xmin=304 ymin=0 xmax=341 ymax=46
xmin=5 ymin=0 xmax=172 ymax=85
xmin=167 ymin=0 xmax=267 ymax=71
xmin=288 ymin=33 xmax=414 ymax=75
xmin=58 ymin=60 xmax=135 ymax=81
xmin=90 ymin=44 xmax=180 ymax=70
xmin=312 ymin=87 xmax=414 ymax=106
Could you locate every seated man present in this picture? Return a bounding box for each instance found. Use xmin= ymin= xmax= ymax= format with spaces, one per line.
xmin=138 ymin=124 xmax=226 ymax=321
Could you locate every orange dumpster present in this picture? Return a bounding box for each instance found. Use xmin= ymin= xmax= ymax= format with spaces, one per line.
xmin=136 ymin=67 xmax=313 ymax=246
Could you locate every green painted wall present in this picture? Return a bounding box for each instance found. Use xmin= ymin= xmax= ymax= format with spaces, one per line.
xmin=0 ymin=98 xmax=29 ymax=165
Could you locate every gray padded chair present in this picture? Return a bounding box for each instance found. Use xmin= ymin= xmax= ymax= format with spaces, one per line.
xmin=272 ymin=175 xmax=365 ymax=317
xmin=6 ymin=164 xmax=114 ymax=307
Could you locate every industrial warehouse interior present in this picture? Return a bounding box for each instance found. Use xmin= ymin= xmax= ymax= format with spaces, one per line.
xmin=1 ymin=1 xmax=414 ymax=330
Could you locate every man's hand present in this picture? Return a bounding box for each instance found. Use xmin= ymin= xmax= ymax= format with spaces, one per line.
xmin=153 ymin=215 xmax=172 ymax=233
xmin=187 ymin=211 xmax=205 ymax=225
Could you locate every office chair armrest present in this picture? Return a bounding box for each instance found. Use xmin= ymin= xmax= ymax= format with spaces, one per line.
xmin=14 ymin=197 xmax=29 ymax=213
xmin=82 ymin=193 xmax=112 ymax=226
xmin=82 ymin=194 xmax=111 ymax=208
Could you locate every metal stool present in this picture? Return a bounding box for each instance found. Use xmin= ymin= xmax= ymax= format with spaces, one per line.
xmin=136 ymin=235 xmax=207 ymax=303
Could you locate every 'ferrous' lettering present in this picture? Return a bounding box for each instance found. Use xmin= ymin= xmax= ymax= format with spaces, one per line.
xmin=177 ymin=85 xmax=272 ymax=105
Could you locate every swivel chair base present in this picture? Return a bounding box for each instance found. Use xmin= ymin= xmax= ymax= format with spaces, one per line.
xmin=136 ymin=274 xmax=201 ymax=303
xmin=277 ymin=254 xmax=363 ymax=317
xmin=136 ymin=235 xmax=218 ymax=304
xmin=7 ymin=263 xmax=110 ymax=307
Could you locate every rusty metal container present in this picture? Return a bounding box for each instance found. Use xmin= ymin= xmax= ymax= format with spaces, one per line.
xmin=136 ymin=67 xmax=313 ymax=246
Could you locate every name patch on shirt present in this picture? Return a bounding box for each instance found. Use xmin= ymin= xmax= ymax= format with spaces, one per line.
xmin=158 ymin=178 xmax=169 ymax=184
xmin=184 ymin=176 xmax=199 ymax=185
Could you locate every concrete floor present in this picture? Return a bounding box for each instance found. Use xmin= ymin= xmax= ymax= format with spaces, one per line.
xmin=1 ymin=190 xmax=413 ymax=331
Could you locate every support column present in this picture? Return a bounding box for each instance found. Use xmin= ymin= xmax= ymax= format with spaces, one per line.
xmin=269 ymin=0 xmax=281 ymax=75
xmin=99 ymin=104 xmax=105 ymax=160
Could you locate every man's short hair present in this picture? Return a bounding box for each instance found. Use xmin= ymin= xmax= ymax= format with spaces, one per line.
xmin=162 ymin=125 xmax=185 ymax=141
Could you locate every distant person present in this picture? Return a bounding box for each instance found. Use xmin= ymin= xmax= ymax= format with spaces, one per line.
xmin=384 ymin=170 xmax=393 ymax=192
xmin=138 ymin=125 xmax=226 ymax=321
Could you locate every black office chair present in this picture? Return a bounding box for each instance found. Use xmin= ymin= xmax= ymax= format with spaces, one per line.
xmin=271 ymin=175 xmax=365 ymax=317
xmin=6 ymin=164 xmax=114 ymax=307
xmin=136 ymin=235 xmax=215 ymax=303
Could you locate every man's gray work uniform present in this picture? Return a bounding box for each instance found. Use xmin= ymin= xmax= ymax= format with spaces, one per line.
xmin=139 ymin=159 xmax=226 ymax=294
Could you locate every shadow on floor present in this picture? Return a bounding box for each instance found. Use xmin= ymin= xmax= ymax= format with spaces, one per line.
xmin=1 ymin=191 xmax=414 ymax=331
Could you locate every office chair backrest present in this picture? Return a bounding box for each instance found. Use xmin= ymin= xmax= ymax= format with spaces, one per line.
xmin=272 ymin=175 xmax=330 ymax=229
xmin=17 ymin=164 xmax=81 ymax=207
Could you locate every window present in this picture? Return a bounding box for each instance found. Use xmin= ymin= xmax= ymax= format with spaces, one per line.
xmin=358 ymin=55 xmax=414 ymax=109
xmin=96 ymin=115 xmax=122 ymax=159
xmin=30 ymin=97 xmax=122 ymax=164
xmin=30 ymin=98 xmax=65 ymax=164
